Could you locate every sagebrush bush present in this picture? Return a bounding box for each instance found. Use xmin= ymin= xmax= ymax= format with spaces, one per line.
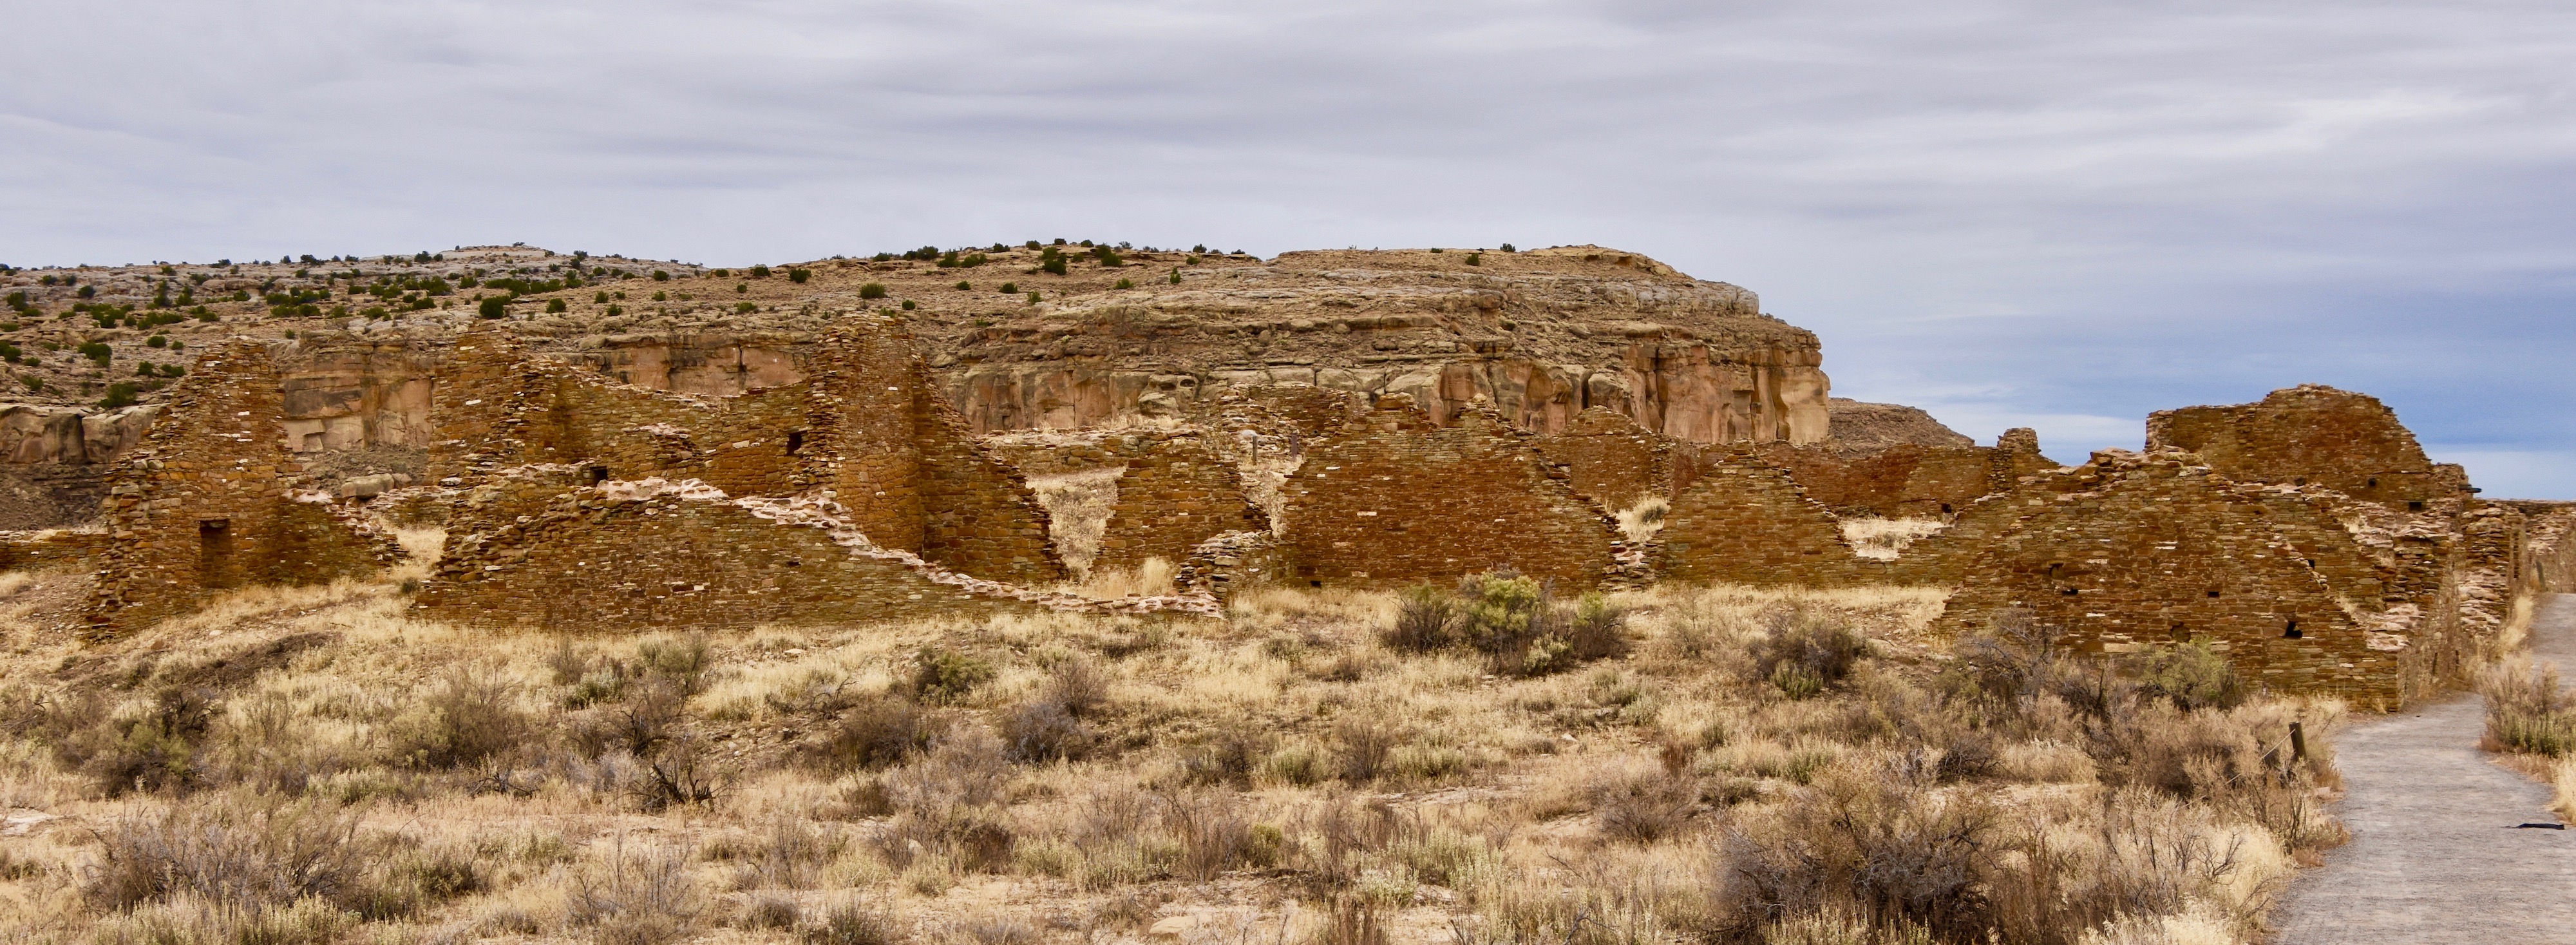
xmin=858 ymin=283 xmax=887 ymax=300
xmin=391 ymin=669 xmax=531 ymax=770
xmin=909 ymin=647 xmax=994 ymax=705
xmin=2482 ymin=658 xmax=2576 ymax=757
xmin=1752 ymin=608 xmax=1868 ymax=698
xmin=818 ymin=694 xmax=942 ymax=772
xmin=1379 ymin=570 xmax=1629 ymax=675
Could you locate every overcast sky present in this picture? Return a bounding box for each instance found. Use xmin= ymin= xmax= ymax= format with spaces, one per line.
xmin=5 ymin=1 xmax=2571 ymax=495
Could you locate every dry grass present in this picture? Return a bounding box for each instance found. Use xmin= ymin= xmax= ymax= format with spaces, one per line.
xmin=2477 ymin=654 xmax=2576 ymax=821
xmin=0 ymin=568 xmax=2342 ymax=945
xmin=1616 ymin=497 xmax=1669 ymax=544
xmin=1841 ymin=517 xmax=1949 ymax=561
xmin=1024 ymin=468 xmax=1122 ymax=578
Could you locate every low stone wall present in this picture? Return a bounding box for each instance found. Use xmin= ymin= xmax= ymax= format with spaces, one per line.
xmin=421 ymin=479 xmax=1208 ymax=632
xmin=0 ymin=529 xmax=104 ymax=572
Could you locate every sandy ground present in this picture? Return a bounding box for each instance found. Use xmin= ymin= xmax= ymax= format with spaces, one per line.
xmin=2275 ymin=594 xmax=2576 ymax=944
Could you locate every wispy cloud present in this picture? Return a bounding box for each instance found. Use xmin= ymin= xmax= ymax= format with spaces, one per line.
xmin=5 ymin=1 xmax=2572 ymax=495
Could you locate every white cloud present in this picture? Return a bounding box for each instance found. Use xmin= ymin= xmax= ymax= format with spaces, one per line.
xmin=6 ymin=1 xmax=2575 ymax=492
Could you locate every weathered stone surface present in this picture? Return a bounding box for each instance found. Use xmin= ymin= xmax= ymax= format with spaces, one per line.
xmin=1533 ymin=407 xmax=1670 ymax=513
xmin=1095 ymin=433 xmax=1268 ymax=573
xmin=86 ymin=340 xmax=401 ymax=633
xmin=1656 ymin=448 xmax=1884 ymax=587
xmin=934 ymin=247 xmax=1832 ymax=447
xmin=1280 ymin=396 xmax=1616 ymax=589
xmin=2148 ymin=385 xmax=2467 ymax=510
xmin=1922 ymin=450 xmax=2414 ymax=703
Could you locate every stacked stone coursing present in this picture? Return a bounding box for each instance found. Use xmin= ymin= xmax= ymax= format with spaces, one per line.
xmin=88 ymin=340 xmax=401 ymax=633
xmin=1655 ymin=448 xmax=1884 ymax=587
xmin=2148 ymin=385 xmax=2467 ymax=511
xmin=1919 ymin=450 xmax=2414 ymax=702
xmin=1280 ymin=396 xmax=1616 ymax=589
xmin=1749 ymin=428 xmax=2051 ymax=519
xmin=1094 ymin=433 xmax=1268 ymax=573
xmin=1533 ymin=408 xmax=1671 ymax=513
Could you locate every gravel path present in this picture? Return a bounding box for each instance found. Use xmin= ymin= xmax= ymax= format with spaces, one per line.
xmin=2274 ymin=594 xmax=2576 ymax=944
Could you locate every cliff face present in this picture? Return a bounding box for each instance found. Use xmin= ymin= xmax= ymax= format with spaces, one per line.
xmin=927 ymin=247 xmax=1830 ymax=444
xmin=0 ymin=243 xmax=1842 ymax=528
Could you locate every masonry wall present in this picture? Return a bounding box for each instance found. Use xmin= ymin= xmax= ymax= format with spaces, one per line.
xmin=1533 ymin=407 xmax=1669 ymax=513
xmin=1926 ymin=452 xmax=2412 ymax=704
xmin=1280 ymin=397 xmax=1615 ymax=589
xmin=1654 ymin=448 xmax=1885 ymax=586
xmin=1750 ymin=427 xmax=2050 ymax=519
xmin=0 ymin=529 xmax=104 ymax=572
xmin=1095 ymin=433 xmax=1267 ymax=573
xmin=89 ymin=341 xmax=399 ymax=633
xmin=418 ymin=488 xmax=1036 ymax=632
xmin=2148 ymin=385 xmax=2459 ymax=510
xmin=802 ymin=323 xmax=1062 ymax=584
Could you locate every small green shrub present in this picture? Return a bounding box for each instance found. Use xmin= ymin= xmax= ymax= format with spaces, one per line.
xmin=858 ymin=283 xmax=887 ymax=300
xmin=999 ymin=282 xmax=1017 ymax=293
xmin=735 ymin=301 xmax=758 ymax=314
xmin=1167 ymin=268 xmax=1181 ymax=284
xmin=752 ymin=264 xmax=772 ymax=278
xmin=1025 ymin=291 xmax=1041 ymax=305
xmin=2139 ymin=638 xmax=2246 ymax=711
xmin=789 ymin=268 xmax=812 ymax=283
xmin=546 ymin=298 xmax=567 ymax=313
xmin=77 ymin=341 xmax=111 ymax=365
xmin=1464 ymin=253 xmax=1482 ymax=266
xmin=900 ymin=300 xmax=914 ymax=310
xmin=477 ymin=297 xmax=507 ymax=318
xmin=651 ymin=270 xmax=670 ymax=281
xmin=909 ymin=648 xmax=995 ymax=705
xmin=954 ymin=280 xmax=971 ymax=291
xmin=1752 ymin=609 xmax=1868 ymax=697
xmin=145 ymin=333 xmax=168 ymax=347
xmin=99 ymin=383 xmax=138 ymax=409
xmin=1113 ymin=278 xmax=1134 ymax=290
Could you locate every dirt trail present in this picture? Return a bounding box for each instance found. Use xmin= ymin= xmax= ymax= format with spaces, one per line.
xmin=2275 ymin=594 xmax=2576 ymax=943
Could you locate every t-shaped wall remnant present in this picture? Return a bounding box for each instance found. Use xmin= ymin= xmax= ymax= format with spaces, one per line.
xmin=87 ymin=339 xmax=400 ymax=633
xmin=1280 ymin=395 xmax=1616 ymax=589
xmin=2147 ymin=385 xmax=2467 ymax=511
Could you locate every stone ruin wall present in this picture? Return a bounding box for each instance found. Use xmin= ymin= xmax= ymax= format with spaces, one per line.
xmin=417 ymin=483 xmax=1040 ymax=632
xmin=87 ymin=341 xmax=400 ymax=633
xmin=1653 ymin=449 xmax=1886 ymax=587
xmin=816 ymin=328 xmax=1062 ymax=585
xmin=1532 ymin=408 xmax=1670 ymax=514
xmin=1278 ymin=397 xmax=1616 ymax=590
xmin=1094 ymin=433 xmax=1268 ymax=573
xmin=2148 ymin=385 xmax=2466 ymax=510
xmin=1741 ymin=428 xmax=2050 ymax=520
xmin=1918 ymin=452 xmax=2416 ymax=704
